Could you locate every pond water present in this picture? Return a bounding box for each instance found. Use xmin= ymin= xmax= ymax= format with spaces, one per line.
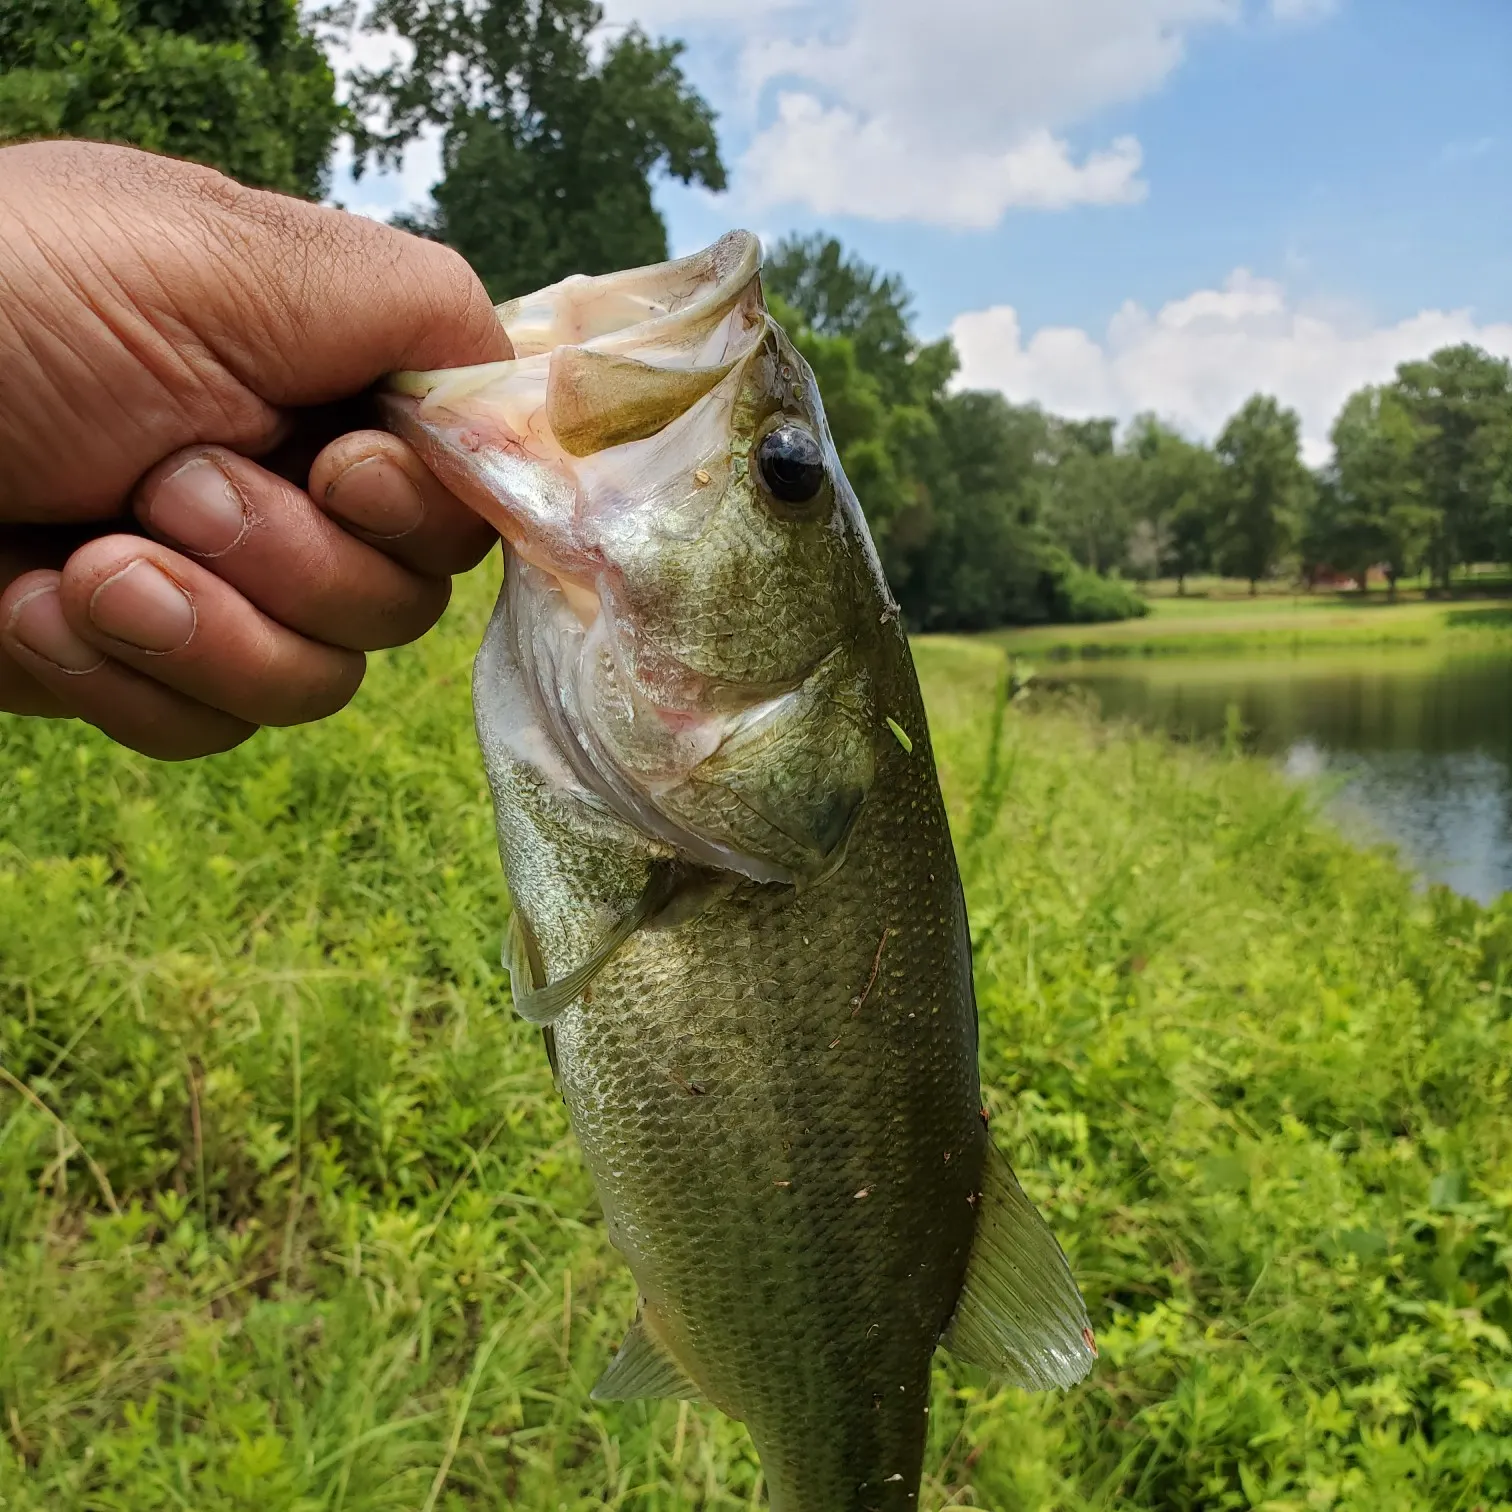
xmin=1059 ymin=650 xmax=1512 ymax=904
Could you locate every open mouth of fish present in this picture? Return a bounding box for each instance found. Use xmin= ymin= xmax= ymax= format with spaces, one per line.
xmin=382 ymin=231 xmax=763 ymax=607
xmin=380 ymin=233 xmax=867 ymax=884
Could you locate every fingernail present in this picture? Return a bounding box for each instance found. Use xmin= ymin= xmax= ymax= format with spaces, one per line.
xmin=89 ymin=561 xmax=196 ymax=653
xmin=325 ymin=456 xmax=425 ymax=539
xmin=6 ymin=583 xmax=105 ymax=673
xmin=144 ymin=455 xmax=247 ymax=556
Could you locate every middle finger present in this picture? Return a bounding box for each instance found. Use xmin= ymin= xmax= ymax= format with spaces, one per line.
xmin=134 ymin=446 xmax=453 ymax=652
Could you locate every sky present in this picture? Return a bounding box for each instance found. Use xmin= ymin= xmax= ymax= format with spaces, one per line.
xmin=328 ymin=0 xmax=1512 ymax=463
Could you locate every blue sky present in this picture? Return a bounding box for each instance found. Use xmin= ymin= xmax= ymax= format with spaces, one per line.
xmin=332 ymin=0 xmax=1512 ymax=458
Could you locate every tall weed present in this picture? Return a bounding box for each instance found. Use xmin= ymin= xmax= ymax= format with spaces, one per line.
xmin=0 ymin=579 xmax=1506 ymax=1509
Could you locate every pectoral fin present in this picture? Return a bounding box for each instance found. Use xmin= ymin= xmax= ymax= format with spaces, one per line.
xmin=942 ymin=1142 xmax=1097 ymax=1391
xmin=503 ymin=911 xmax=563 ymax=1084
xmin=502 ymin=865 xmax=693 ymax=1027
xmin=591 ymin=1306 xmax=701 ymax=1402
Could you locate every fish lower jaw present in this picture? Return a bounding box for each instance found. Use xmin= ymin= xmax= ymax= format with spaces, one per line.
xmin=504 ymin=538 xmax=603 ymax=629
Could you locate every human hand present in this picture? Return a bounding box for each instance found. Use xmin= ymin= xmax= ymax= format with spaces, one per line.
xmin=0 ymin=140 xmax=512 ymax=758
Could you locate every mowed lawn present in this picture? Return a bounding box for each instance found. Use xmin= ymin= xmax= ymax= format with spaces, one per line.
xmin=2 ymin=562 xmax=1510 ymax=1510
xmin=992 ymin=581 xmax=1512 ymax=661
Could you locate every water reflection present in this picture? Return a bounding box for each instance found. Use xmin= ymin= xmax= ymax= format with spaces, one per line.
xmin=1065 ymin=652 xmax=1512 ymax=904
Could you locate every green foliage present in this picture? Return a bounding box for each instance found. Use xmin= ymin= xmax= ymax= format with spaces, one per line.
xmin=1214 ymin=395 xmax=1311 ymax=592
xmin=349 ymin=0 xmax=724 ymax=301
xmin=1038 ymin=548 xmax=1150 ymax=624
xmin=1393 ymin=345 xmax=1512 ymax=588
xmin=1 ymin=571 xmax=1508 ymax=1507
xmin=1038 ymin=426 xmax=1135 ymax=578
xmin=766 ymin=239 xmax=1143 ymax=632
xmin=1303 ymin=387 xmax=1436 ymax=596
xmin=763 ymin=234 xmax=937 ymax=409
xmin=0 ymin=0 xmax=345 ymax=198
xmin=1123 ymin=416 xmax=1224 ymax=591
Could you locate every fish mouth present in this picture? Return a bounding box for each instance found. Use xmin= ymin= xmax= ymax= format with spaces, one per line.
xmin=385 ymin=231 xmax=877 ymax=883
xmin=379 ymin=229 xmax=768 ymax=615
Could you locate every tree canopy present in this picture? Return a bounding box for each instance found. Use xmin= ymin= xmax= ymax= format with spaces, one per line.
xmin=346 ymin=0 xmax=725 ymax=300
xmin=765 ymin=237 xmax=1147 ymax=631
xmin=0 ymin=0 xmax=345 ymax=198
xmin=1214 ymin=396 xmax=1311 ymax=594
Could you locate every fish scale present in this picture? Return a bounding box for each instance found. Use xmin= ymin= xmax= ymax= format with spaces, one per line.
xmin=542 ymin=704 xmax=981 ymax=1509
xmin=385 ymin=230 xmax=1096 ymax=1511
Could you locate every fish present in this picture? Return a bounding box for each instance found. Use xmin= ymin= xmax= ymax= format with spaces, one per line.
xmin=381 ymin=232 xmax=1095 ymax=1511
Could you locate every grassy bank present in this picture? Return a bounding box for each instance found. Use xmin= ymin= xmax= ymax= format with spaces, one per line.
xmin=992 ymin=589 xmax=1512 ymax=661
xmin=2 ymin=566 xmax=1510 ymax=1509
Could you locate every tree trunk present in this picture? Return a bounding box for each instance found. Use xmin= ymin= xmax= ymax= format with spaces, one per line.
xmin=1177 ymin=574 xmax=1186 ymax=597
xmin=1249 ymin=577 xmax=1258 ymax=597
xmin=1387 ymin=567 xmax=1399 ymax=603
xmin=1431 ymin=540 xmax=1452 ymax=596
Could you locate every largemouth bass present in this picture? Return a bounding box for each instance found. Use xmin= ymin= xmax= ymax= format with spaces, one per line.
xmin=383 ymin=233 xmax=1095 ymax=1511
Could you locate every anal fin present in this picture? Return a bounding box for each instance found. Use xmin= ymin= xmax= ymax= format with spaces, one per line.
xmin=591 ymin=1305 xmax=701 ymax=1402
xmin=943 ymin=1141 xmax=1097 ymax=1391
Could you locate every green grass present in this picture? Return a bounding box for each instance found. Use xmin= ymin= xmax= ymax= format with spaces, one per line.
xmin=991 ymin=590 xmax=1512 ymax=661
xmin=2 ymin=566 xmax=1511 ymax=1509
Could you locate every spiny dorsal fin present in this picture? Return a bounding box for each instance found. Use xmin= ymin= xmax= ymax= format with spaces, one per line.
xmin=942 ymin=1141 xmax=1097 ymax=1391
xmin=591 ymin=1306 xmax=701 ymax=1402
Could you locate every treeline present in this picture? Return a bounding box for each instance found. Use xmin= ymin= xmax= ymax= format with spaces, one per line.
xmin=8 ymin=0 xmax=1510 ymax=627
xmin=762 ymin=237 xmax=1148 ymax=630
xmin=765 ymin=236 xmax=1512 ymax=622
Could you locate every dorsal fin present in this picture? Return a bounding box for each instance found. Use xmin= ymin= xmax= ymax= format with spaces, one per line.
xmin=942 ymin=1142 xmax=1097 ymax=1391
xmin=591 ymin=1305 xmax=701 ymax=1402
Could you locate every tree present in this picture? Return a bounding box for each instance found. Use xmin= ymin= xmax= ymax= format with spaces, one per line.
xmin=1214 ymin=395 xmax=1310 ymax=594
xmin=349 ymin=0 xmax=724 ymax=300
xmin=1391 ymin=344 xmax=1512 ymax=589
xmin=764 ymin=235 xmax=923 ymax=405
xmin=0 ymin=0 xmax=345 ymax=198
xmin=1124 ymin=416 xmax=1221 ymax=592
xmin=1297 ymin=472 xmax=1376 ymax=592
xmin=1039 ymin=439 xmax=1133 ymax=576
xmin=1328 ymin=385 xmax=1435 ymax=598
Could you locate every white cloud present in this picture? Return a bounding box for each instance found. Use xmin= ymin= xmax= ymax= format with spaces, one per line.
xmin=951 ymin=272 xmax=1512 ymax=463
xmin=742 ymin=104 xmax=1145 ymax=225
xmin=327 ymin=126 xmax=444 ymax=223
xmin=1269 ymin=0 xmax=1339 ymax=21
xmin=728 ymin=0 xmax=1236 ymax=226
xmin=1441 ymin=136 xmax=1496 ymax=164
xmin=320 ymin=0 xmax=1340 ymax=230
xmin=315 ymin=8 xmax=444 ymax=221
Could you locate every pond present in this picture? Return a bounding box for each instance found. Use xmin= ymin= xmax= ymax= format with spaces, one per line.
xmin=1057 ymin=649 xmax=1512 ymax=904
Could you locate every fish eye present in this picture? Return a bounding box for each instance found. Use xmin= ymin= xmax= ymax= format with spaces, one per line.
xmin=756 ymin=422 xmax=826 ymax=506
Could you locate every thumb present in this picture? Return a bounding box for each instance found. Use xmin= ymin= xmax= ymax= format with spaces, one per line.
xmin=188 ymin=184 xmax=515 ymax=404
